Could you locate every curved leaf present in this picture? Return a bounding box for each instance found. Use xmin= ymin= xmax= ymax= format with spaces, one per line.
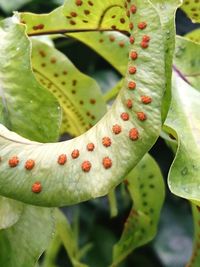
xmin=0 ymin=205 xmax=54 ymax=267
xmin=174 ymin=36 xmax=200 ymax=90
xmin=0 ymin=197 xmax=23 ymax=230
xmin=0 ymin=18 xmax=61 ymax=142
xmin=112 ymin=154 xmax=165 ymax=266
xmin=166 ymin=74 xmax=200 ymax=202
xmin=31 ymin=39 xmax=106 ymax=136
xmin=181 ymin=0 xmax=200 ymax=23
xmin=0 ymin=0 xmax=165 ymax=207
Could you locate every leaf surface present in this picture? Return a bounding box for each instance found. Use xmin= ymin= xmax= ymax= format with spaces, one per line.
xmin=0 ymin=205 xmax=54 ymax=267
xmin=112 ymin=154 xmax=165 ymax=266
xmin=0 ymin=0 xmax=165 ymax=207
xmin=181 ymin=0 xmax=200 ymax=23
xmin=0 ymin=18 xmax=61 ymax=142
xmin=31 ymin=39 xmax=106 ymax=136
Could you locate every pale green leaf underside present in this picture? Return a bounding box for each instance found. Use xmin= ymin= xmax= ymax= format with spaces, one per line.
xmin=174 ymin=36 xmax=200 ymax=90
xmin=31 ymin=39 xmax=106 ymax=136
xmin=186 ymin=29 xmax=200 ymax=44
xmin=0 ymin=205 xmax=54 ymax=267
xmin=112 ymin=154 xmax=165 ymax=266
xmin=0 ymin=197 xmax=23 ymax=230
xmin=0 ymin=18 xmax=61 ymax=143
xmin=181 ymin=0 xmax=200 ymax=23
xmin=166 ymin=74 xmax=200 ymax=202
xmin=0 ymin=0 xmax=165 ymax=207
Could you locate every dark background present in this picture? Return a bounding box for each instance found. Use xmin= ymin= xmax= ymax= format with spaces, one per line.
xmin=0 ymin=1 xmax=200 ymax=266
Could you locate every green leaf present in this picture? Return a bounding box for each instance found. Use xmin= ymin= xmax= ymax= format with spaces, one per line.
xmin=0 ymin=205 xmax=54 ymax=267
xmin=0 ymin=0 xmax=165 ymax=207
xmin=112 ymin=154 xmax=165 ymax=266
xmin=0 ymin=18 xmax=61 ymax=142
xmin=186 ymin=204 xmax=200 ymax=267
xmin=31 ymin=39 xmax=106 ymax=136
xmin=19 ymin=0 xmax=129 ymax=37
xmin=181 ymin=0 xmax=200 ymax=23
xmin=174 ymin=36 xmax=200 ymax=90
xmin=0 ymin=0 xmax=32 ymax=13
xmin=185 ymin=29 xmax=200 ymax=44
xmin=166 ymin=74 xmax=200 ymax=202
xmin=0 ymin=197 xmax=23 ymax=229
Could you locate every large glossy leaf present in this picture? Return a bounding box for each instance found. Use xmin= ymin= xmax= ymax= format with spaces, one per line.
xmin=0 ymin=18 xmax=61 ymax=142
xmin=185 ymin=29 xmax=200 ymax=44
xmin=0 ymin=197 xmax=23 ymax=229
xmin=31 ymin=39 xmax=106 ymax=136
xmin=181 ymin=0 xmax=200 ymax=23
xmin=174 ymin=36 xmax=200 ymax=90
xmin=0 ymin=0 xmax=165 ymax=207
xmin=186 ymin=204 xmax=200 ymax=267
xmin=0 ymin=205 xmax=54 ymax=267
xmin=166 ymin=74 xmax=200 ymax=202
xmin=112 ymin=154 xmax=165 ymax=266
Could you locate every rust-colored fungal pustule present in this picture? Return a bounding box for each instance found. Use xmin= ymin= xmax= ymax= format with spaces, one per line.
xmin=128 ymin=81 xmax=136 ymax=90
xmin=9 ymin=156 xmax=19 ymax=168
xmin=102 ymin=157 xmax=112 ymax=169
xmin=81 ymin=161 xmax=91 ymax=172
xmin=141 ymin=96 xmax=152 ymax=104
xmin=141 ymin=41 xmax=149 ymax=49
xmin=129 ymin=22 xmax=134 ymax=30
xmin=121 ymin=112 xmax=129 ymax=121
xmin=130 ymin=51 xmax=138 ymax=60
xmin=57 ymin=154 xmax=67 ymax=165
xmin=25 ymin=159 xmax=35 ymax=170
xmin=126 ymin=99 xmax=133 ymax=109
xmin=75 ymin=0 xmax=82 ymax=6
xmin=87 ymin=143 xmax=95 ymax=151
xmin=138 ymin=22 xmax=147 ymax=30
xmin=112 ymin=124 xmax=122 ymax=134
xmin=130 ymin=4 xmax=137 ymax=14
xmin=129 ymin=66 xmax=137 ymax=74
xmin=129 ymin=36 xmax=135 ymax=44
xmin=142 ymin=35 xmax=150 ymax=42
xmin=137 ymin=112 xmax=147 ymax=121
xmin=102 ymin=137 xmax=112 ymax=147
xmin=129 ymin=128 xmax=139 ymax=141
xmin=32 ymin=182 xmax=42 ymax=193
xmin=71 ymin=149 xmax=80 ymax=159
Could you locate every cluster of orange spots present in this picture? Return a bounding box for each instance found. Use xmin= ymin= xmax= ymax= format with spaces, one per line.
xmin=25 ymin=159 xmax=35 ymax=170
xmin=130 ymin=51 xmax=138 ymax=60
xmin=126 ymin=99 xmax=133 ymax=109
xmin=121 ymin=112 xmax=129 ymax=121
xmin=102 ymin=157 xmax=112 ymax=169
xmin=137 ymin=112 xmax=147 ymax=121
xmin=81 ymin=160 xmax=91 ymax=172
xmin=129 ymin=36 xmax=135 ymax=44
xmin=129 ymin=128 xmax=139 ymax=141
xmin=141 ymin=96 xmax=152 ymax=104
xmin=112 ymin=124 xmax=122 ymax=135
xmin=8 ymin=156 xmax=19 ymax=168
xmin=128 ymin=81 xmax=136 ymax=90
xmin=128 ymin=66 xmax=137 ymax=74
xmin=58 ymin=154 xmax=67 ymax=165
xmin=87 ymin=143 xmax=95 ymax=151
xmin=32 ymin=182 xmax=42 ymax=193
xmin=102 ymin=137 xmax=112 ymax=147
xmin=32 ymin=24 xmax=44 ymax=31
xmin=71 ymin=149 xmax=80 ymax=159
